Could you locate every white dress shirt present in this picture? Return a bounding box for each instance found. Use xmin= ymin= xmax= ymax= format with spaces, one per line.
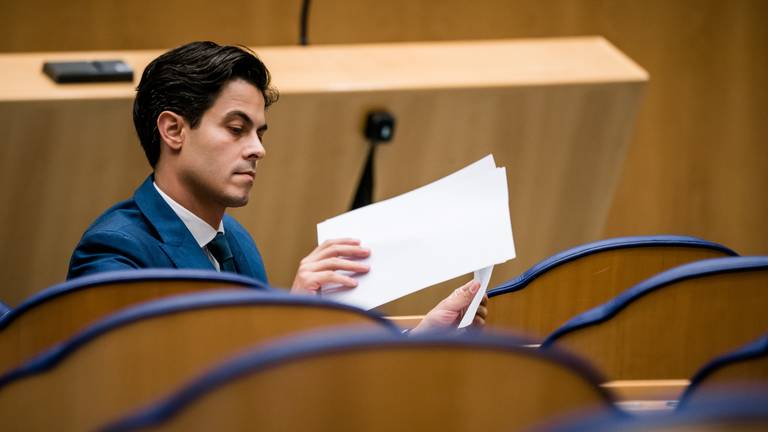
xmin=153 ymin=182 xmax=224 ymax=270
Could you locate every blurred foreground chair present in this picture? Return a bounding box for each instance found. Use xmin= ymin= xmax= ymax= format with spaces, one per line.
xmin=0 ymin=290 xmax=396 ymax=431
xmin=679 ymin=333 xmax=768 ymax=410
xmin=0 ymin=269 xmax=267 ymax=374
xmin=0 ymin=300 xmax=9 ymax=317
xmin=487 ymin=235 xmax=736 ymax=340
xmin=539 ymin=388 xmax=768 ymax=432
xmin=542 ymin=257 xmax=768 ymax=380
xmin=104 ymin=330 xmax=623 ymax=432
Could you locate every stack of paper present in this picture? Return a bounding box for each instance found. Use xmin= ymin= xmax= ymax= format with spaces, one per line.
xmin=317 ymin=155 xmax=515 ymax=319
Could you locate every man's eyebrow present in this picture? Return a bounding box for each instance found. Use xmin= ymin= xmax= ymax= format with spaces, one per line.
xmin=224 ymin=110 xmax=255 ymax=126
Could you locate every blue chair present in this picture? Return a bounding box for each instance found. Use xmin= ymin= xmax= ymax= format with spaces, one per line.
xmin=487 ymin=235 xmax=736 ymax=339
xmin=0 ymin=269 xmax=269 ymax=374
xmin=679 ymin=333 xmax=768 ymax=410
xmin=0 ymin=290 xmax=397 ymax=432
xmin=542 ymin=256 xmax=768 ymax=381
xmin=104 ymin=329 xmax=623 ymax=432
xmin=0 ymin=300 xmax=9 ymax=318
xmin=538 ymin=387 xmax=768 ymax=431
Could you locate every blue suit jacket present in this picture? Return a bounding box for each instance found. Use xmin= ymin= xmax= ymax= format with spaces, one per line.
xmin=68 ymin=176 xmax=268 ymax=283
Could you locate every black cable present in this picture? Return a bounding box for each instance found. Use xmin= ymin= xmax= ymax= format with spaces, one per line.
xmin=299 ymin=0 xmax=312 ymax=46
xmin=351 ymin=111 xmax=395 ymax=210
xmin=350 ymin=140 xmax=377 ymax=210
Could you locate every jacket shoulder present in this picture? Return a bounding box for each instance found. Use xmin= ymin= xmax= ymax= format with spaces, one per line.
xmin=68 ymin=198 xmax=167 ymax=279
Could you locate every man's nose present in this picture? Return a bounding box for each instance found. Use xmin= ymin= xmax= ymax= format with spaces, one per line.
xmin=244 ymin=134 xmax=266 ymax=160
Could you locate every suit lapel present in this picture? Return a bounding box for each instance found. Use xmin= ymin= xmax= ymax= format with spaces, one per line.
xmin=133 ymin=176 xmax=216 ymax=271
xmin=159 ymin=241 xmax=216 ymax=272
xmin=224 ymin=217 xmax=268 ymax=282
xmin=225 ymin=225 xmax=254 ymax=277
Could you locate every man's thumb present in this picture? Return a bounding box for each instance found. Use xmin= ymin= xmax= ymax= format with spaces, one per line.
xmin=444 ymin=280 xmax=479 ymax=310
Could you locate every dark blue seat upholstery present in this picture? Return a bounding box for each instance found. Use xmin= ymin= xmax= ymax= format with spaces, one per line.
xmin=487 ymin=235 xmax=737 ymax=339
xmin=0 ymin=290 xmax=397 ymax=431
xmin=679 ymin=333 xmax=768 ymax=410
xmin=0 ymin=268 xmax=269 ymax=329
xmin=104 ymin=329 xmax=623 ymax=432
xmin=0 ymin=300 xmax=9 ymax=318
xmin=0 ymin=269 xmax=271 ymax=374
xmin=539 ymin=387 xmax=768 ymax=431
xmin=490 ymin=235 xmax=736 ymax=296
xmin=541 ymin=256 xmax=768 ymax=380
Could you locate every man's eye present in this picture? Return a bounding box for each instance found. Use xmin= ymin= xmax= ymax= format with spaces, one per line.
xmin=228 ymin=126 xmax=244 ymax=135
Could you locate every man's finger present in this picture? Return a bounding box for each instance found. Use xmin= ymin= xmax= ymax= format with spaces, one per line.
xmin=313 ymin=244 xmax=370 ymax=261
xmin=304 ymin=257 xmax=370 ymax=274
xmin=319 ymin=238 xmax=361 ymax=248
xmin=304 ymin=270 xmax=359 ymax=288
xmin=304 ymin=238 xmax=363 ymax=261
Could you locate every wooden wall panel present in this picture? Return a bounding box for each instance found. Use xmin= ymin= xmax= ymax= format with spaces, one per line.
xmin=0 ymin=0 xmax=299 ymax=52
xmin=2 ymin=0 xmax=764 ymax=309
xmin=0 ymin=100 xmax=146 ymax=303
xmin=374 ymin=82 xmax=644 ymax=314
xmin=306 ymin=0 xmax=768 ymax=256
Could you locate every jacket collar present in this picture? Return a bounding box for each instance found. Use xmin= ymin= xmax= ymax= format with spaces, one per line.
xmin=133 ymin=175 xmax=215 ymax=270
xmin=225 ymin=225 xmax=255 ymax=277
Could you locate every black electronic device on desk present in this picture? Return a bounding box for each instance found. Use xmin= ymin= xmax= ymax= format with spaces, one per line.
xmin=42 ymin=60 xmax=134 ymax=83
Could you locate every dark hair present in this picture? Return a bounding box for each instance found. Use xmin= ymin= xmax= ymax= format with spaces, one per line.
xmin=133 ymin=41 xmax=279 ymax=167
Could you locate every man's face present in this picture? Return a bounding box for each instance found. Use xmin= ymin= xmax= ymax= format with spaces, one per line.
xmin=179 ymin=78 xmax=267 ymax=211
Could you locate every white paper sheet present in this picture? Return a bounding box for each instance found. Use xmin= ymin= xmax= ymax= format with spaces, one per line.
xmin=458 ymin=265 xmax=494 ymax=329
xmin=317 ymin=155 xmax=515 ymax=310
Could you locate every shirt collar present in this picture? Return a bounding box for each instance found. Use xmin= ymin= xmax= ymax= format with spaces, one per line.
xmin=153 ymin=182 xmax=224 ymax=248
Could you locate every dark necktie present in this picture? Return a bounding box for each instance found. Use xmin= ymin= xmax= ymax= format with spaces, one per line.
xmin=207 ymin=232 xmax=237 ymax=274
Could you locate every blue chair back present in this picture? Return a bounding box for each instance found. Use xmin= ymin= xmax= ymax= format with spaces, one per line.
xmin=542 ymin=256 xmax=768 ymax=380
xmin=538 ymin=387 xmax=768 ymax=431
xmin=0 ymin=289 xmax=395 ymax=432
xmin=679 ymin=333 xmax=768 ymax=410
xmin=487 ymin=235 xmax=736 ymax=339
xmin=0 ymin=269 xmax=268 ymax=373
xmin=104 ymin=329 xmax=622 ymax=432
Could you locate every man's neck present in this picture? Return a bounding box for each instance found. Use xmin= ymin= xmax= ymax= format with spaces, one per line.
xmin=153 ymin=171 xmax=224 ymax=230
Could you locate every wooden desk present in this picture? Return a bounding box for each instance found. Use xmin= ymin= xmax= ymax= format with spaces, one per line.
xmin=603 ymin=379 xmax=690 ymax=401
xmin=603 ymin=379 xmax=689 ymax=414
xmin=0 ymin=38 xmax=646 ymax=306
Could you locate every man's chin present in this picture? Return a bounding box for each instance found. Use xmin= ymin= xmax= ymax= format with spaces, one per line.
xmin=220 ymin=182 xmax=254 ymax=208
xmin=219 ymin=189 xmax=251 ymax=208
xmin=224 ymin=196 xmax=250 ymax=208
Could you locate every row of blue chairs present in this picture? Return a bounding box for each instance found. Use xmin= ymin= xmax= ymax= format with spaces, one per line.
xmin=104 ymin=331 xmax=768 ymax=432
xmin=487 ymin=235 xmax=767 ymax=383
xmin=487 ymin=234 xmax=739 ymax=338
xmin=0 ymin=235 xmax=765 ymax=430
xmin=0 ymin=288 xmax=764 ymax=430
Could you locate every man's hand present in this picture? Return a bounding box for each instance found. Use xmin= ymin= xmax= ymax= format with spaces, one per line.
xmin=291 ymin=238 xmax=370 ymax=295
xmin=411 ymin=280 xmax=489 ymax=334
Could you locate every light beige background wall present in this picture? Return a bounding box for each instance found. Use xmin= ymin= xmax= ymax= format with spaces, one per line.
xmin=0 ymin=0 xmax=299 ymax=51
xmin=3 ymin=1 xmax=764 ymax=255
xmin=307 ymin=0 xmax=768 ymax=256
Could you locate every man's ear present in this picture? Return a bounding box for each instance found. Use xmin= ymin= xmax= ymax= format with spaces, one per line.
xmin=157 ymin=111 xmax=186 ymax=151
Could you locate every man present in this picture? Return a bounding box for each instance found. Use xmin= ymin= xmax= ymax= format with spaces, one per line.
xmin=68 ymin=41 xmax=486 ymax=332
